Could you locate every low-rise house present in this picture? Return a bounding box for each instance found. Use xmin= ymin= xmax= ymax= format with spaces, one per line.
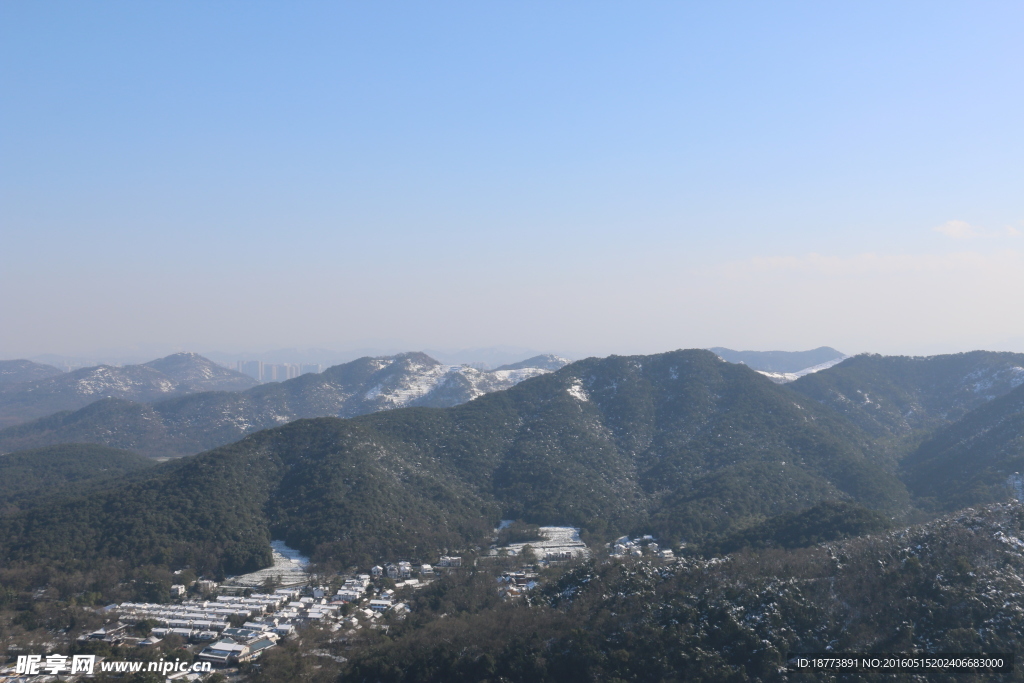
xmin=198 ymin=640 xmax=250 ymax=666
xmin=87 ymin=623 xmax=128 ymax=642
xmin=368 ymin=599 xmax=392 ymax=612
xmin=371 ymin=565 xmax=383 ymax=577
xmin=248 ymin=637 xmax=276 ymax=659
xmin=222 ymin=628 xmax=264 ymax=643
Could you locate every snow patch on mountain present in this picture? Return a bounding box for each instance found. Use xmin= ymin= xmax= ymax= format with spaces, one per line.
xmin=567 ymin=379 xmax=589 ymax=402
xmin=758 ymin=356 xmax=848 ymax=384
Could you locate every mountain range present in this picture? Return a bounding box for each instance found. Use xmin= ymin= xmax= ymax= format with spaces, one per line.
xmin=0 ymin=349 xmax=913 ymax=574
xmin=0 ymin=352 xmax=571 ymax=458
xmin=0 ymin=352 xmax=258 ymax=428
xmin=4 ymin=347 xmax=1024 ymax=583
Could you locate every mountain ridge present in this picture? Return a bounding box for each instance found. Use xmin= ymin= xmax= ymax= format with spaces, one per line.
xmin=0 ymin=353 xmax=259 ymax=428
xmin=0 ymin=351 xmax=570 ymax=458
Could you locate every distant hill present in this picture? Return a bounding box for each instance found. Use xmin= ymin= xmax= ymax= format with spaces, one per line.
xmin=0 ymin=349 xmax=909 ymax=575
xmin=0 ymin=352 xmax=570 ymax=458
xmin=494 ymin=354 xmax=572 ymax=371
xmin=901 ymin=382 xmax=1024 ymax=510
xmin=0 ymin=359 xmax=64 ymax=389
xmin=0 ymin=443 xmax=154 ymax=513
xmin=0 ymin=353 xmax=258 ymax=428
xmin=789 ymin=351 xmax=1024 ymax=448
xmin=710 ymin=346 xmax=845 ymax=373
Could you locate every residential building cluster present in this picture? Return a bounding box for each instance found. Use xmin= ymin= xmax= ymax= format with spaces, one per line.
xmin=369 ymin=560 xmax=449 ymax=580
xmin=609 ymin=535 xmax=675 ymax=560
xmin=109 ymin=589 xmax=347 ymax=666
xmin=497 ymin=567 xmax=539 ymax=598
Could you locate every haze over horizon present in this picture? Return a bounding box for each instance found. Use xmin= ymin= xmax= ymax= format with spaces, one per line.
xmin=3 ymin=2 xmax=1022 ymax=360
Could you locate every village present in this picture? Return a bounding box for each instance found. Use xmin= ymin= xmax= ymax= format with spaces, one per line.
xmin=91 ymin=554 xmax=469 ymax=672
xmin=0 ymin=527 xmax=682 ymax=681
xmin=65 ymin=527 xmax=602 ymax=672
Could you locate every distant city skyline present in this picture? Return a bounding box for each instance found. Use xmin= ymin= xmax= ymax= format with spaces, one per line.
xmin=2 ymin=2 xmax=1022 ymax=358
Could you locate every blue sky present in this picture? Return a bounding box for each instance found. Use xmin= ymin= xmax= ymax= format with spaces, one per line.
xmin=2 ymin=2 xmax=1022 ymax=360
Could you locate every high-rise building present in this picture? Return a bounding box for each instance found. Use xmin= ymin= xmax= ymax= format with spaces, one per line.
xmin=237 ymin=360 xmax=262 ymax=381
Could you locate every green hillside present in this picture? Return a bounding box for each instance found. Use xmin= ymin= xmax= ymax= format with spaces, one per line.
xmin=790 ymin=351 xmax=1024 ymax=452
xmin=901 ymin=383 xmax=1024 ymax=510
xmin=0 ymin=443 xmax=154 ymax=513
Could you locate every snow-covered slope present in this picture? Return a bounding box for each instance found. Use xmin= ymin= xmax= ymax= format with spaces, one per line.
xmin=757 ymin=356 xmax=849 ymax=384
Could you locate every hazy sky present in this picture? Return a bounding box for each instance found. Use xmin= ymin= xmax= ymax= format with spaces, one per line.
xmin=2 ymin=2 xmax=1022 ymax=360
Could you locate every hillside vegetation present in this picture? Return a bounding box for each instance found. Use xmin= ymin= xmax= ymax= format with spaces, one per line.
xmin=0 ymin=444 xmax=154 ymax=514
xmin=790 ymin=351 xmax=1024 ymax=450
xmin=902 ymin=382 xmax=1024 ymax=510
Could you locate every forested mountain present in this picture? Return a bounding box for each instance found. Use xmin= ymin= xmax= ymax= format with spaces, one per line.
xmin=710 ymin=346 xmax=845 ymax=373
xmin=0 ymin=444 xmax=154 ymax=514
xmin=0 ymin=352 xmax=568 ymax=458
xmin=0 ymin=349 xmax=910 ymax=576
xmin=0 ymin=353 xmax=258 ymax=428
xmin=139 ymin=352 xmax=257 ymax=391
xmin=902 ymin=382 xmax=1024 ymax=510
xmin=789 ymin=351 xmax=1024 ymax=448
xmin=0 ymin=359 xmax=64 ymax=389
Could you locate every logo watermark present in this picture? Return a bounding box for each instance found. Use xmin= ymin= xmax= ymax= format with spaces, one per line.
xmin=15 ymin=654 xmax=212 ymax=675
